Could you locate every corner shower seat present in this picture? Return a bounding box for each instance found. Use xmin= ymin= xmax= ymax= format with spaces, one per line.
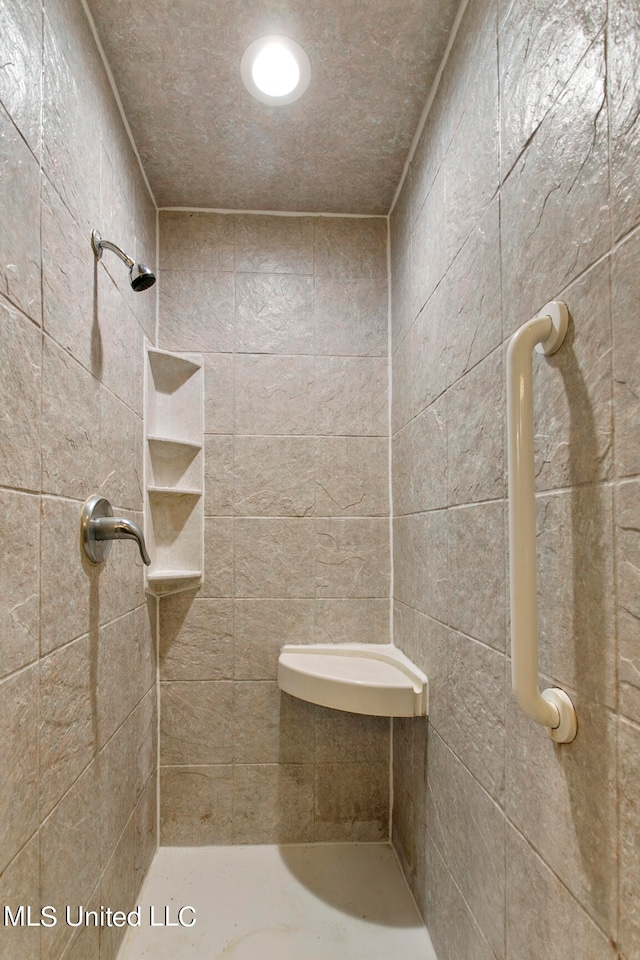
xmin=277 ymin=643 xmax=428 ymax=717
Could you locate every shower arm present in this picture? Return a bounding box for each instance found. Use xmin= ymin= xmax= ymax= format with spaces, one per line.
xmin=506 ymin=300 xmax=577 ymax=744
xmin=91 ymin=230 xmax=134 ymax=268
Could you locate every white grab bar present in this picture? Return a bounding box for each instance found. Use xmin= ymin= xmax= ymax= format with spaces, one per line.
xmin=506 ymin=301 xmax=577 ymax=744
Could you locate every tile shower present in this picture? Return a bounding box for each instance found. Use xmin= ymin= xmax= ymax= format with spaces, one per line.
xmin=0 ymin=2 xmax=639 ymax=960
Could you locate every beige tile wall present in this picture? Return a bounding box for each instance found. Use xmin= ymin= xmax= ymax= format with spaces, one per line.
xmin=390 ymin=0 xmax=640 ymax=958
xmin=157 ymin=212 xmax=392 ymax=844
xmin=0 ymin=0 xmax=157 ymax=957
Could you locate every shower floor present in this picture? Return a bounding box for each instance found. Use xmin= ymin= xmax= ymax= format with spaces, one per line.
xmin=117 ymin=843 xmax=437 ymax=960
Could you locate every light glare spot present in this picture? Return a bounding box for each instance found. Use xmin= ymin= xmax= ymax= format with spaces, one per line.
xmin=252 ymin=42 xmax=300 ymax=97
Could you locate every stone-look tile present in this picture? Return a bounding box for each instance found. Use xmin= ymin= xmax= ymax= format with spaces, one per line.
xmin=42 ymin=8 xmax=102 ymax=235
xmin=314 ymin=218 xmax=387 ymax=279
xmin=392 ymin=714 xmax=428 ymax=888
xmin=99 ymin=119 xmax=138 ymax=286
xmin=235 ymin=519 xmax=315 ymax=598
xmin=39 ymin=762 xmax=100 ymax=960
xmin=316 ymin=437 xmax=388 ymax=517
xmin=160 ymin=765 xmax=233 ymax=845
xmin=315 ymin=708 xmax=389 ymax=763
xmin=235 ymin=215 xmax=314 ymax=274
xmin=315 ymin=519 xmax=390 ymax=598
xmin=617 ymin=480 xmax=640 ymax=723
xmin=97 ymin=606 xmax=155 ymax=748
xmin=392 ymin=335 xmax=416 ymax=437
xmin=413 ymin=281 xmax=450 ymax=413
xmin=536 ymin=487 xmax=615 ymax=707
xmin=390 ymin=167 xmax=412 ymax=262
xmin=609 ymin=0 xmax=640 ymax=238
xmin=204 ymin=354 xmax=234 ymax=435
xmin=204 ymin=516 xmax=236 ymax=595
xmin=442 ymin=632 xmax=505 ymax=803
xmin=315 ymin=598 xmax=389 ymax=645
xmin=315 ymin=277 xmax=388 ymax=357
xmin=235 ymin=274 xmax=314 ymax=354
xmin=0 ymin=667 xmax=38 ymax=874
xmin=95 ymin=265 xmax=144 ymax=416
xmin=159 ymin=211 xmax=235 ymax=272
xmin=0 ymin=298 xmax=41 ymax=490
xmin=393 ymin=512 xmax=448 ymax=623
xmin=447 ymin=349 xmax=504 ymax=505
xmin=0 ymin=835 xmax=40 ymax=960
xmin=160 ymin=595 xmax=233 ymax=681
xmin=41 ymin=178 xmax=98 ymax=375
xmin=427 ymin=731 xmax=505 ymax=958
xmin=235 ymin=355 xmax=315 ymax=435
xmin=620 ymin=718 xmax=640 ymax=958
xmin=449 ymin=501 xmax=506 ymax=650
xmin=233 ymin=683 xmax=315 ymax=764
xmin=315 ymin=762 xmax=389 ymax=842
xmin=420 ymin=830 xmax=496 ymax=960
xmin=393 ymin=604 xmax=448 ymax=732
xmin=233 ymin=764 xmax=314 ymax=844
xmin=445 ymin=199 xmax=502 ymax=387
xmin=506 ymin=697 xmax=617 ymax=936
xmin=390 ymin=234 xmax=413 ymax=356
xmin=99 ymin=713 xmax=136 ymax=870
xmin=98 ymin=390 xmax=144 ymax=512
xmin=532 ymin=259 xmax=613 ymax=490
xmin=234 ymin=599 xmax=315 ymax=680
xmin=234 ymin=436 xmax=315 ymax=517
xmin=0 ymin=490 xmax=39 ymax=679
xmin=315 ymin=357 xmax=388 ymax=436
xmin=506 ymin=824 xmax=617 ymax=960
xmin=134 ymin=776 xmax=157 ymax=889
xmin=131 ymin=688 xmax=157 ymax=805
xmin=613 ymin=231 xmax=640 ymax=477
xmin=499 ymin=0 xmax=604 ymax=177
xmin=40 ymin=635 xmax=93 ymax=820
xmin=41 ymin=338 xmax=101 ymax=501
xmin=61 ymin=919 xmax=100 ymax=960
xmin=160 ymin=681 xmax=233 ymax=764
xmin=204 ymin=436 xmax=234 ymax=516
xmin=443 ymin=19 xmax=499 ymax=267
xmin=501 ymin=38 xmax=609 ymax=329
xmin=411 ymin=166 xmax=447 ymax=319
xmin=393 ymin=402 xmax=447 ymax=514
xmin=99 ymin=818 xmax=137 ymax=960
xmin=0 ymin=0 xmax=41 ymax=154
xmin=0 ymin=103 xmax=42 ymax=322
xmin=159 ymin=270 xmax=234 ymax=353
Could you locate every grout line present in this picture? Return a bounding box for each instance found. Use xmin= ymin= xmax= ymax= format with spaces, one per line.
xmin=159 ymin=206 xmax=386 ymax=218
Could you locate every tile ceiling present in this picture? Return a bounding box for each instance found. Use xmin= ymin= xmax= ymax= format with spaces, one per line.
xmin=86 ymin=0 xmax=460 ymax=214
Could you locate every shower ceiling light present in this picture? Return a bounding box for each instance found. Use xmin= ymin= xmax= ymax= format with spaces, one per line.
xmin=241 ymin=36 xmax=311 ymax=105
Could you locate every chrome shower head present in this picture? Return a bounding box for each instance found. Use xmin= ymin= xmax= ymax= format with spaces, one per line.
xmin=91 ymin=229 xmax=156 ymax=292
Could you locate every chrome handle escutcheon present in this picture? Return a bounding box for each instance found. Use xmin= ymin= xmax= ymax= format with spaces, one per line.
xmin=80 ymin=495 xmax=151 ymax=566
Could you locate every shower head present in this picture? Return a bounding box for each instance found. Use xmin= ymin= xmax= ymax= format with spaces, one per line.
xmin=91 ymin=229 xmax=156 ymax=292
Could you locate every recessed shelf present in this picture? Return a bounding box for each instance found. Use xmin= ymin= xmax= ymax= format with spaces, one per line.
xmin=147 ymin=570 xmax=202 ymax=582
xmin=277 ymin=644 xmax=428 ymax=717
xmin=148 ymin=486 xmax=202 ymax=497
xmin=145 ymin=344 xmax=204 ymax=598
xmin=147 ymin=436 xmax=202 ymax=452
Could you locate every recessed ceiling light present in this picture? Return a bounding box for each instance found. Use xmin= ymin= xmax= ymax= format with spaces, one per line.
xmin=241 ymin=35 xmax=311 ymax=106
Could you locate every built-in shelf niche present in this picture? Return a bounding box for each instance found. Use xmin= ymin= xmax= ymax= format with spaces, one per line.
xmin=145 ymin=346 xmax=203 ymax=597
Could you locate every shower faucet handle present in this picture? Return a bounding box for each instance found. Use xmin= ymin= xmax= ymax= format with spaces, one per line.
xmin=80 ymin=495 xmax=151 ymax=566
